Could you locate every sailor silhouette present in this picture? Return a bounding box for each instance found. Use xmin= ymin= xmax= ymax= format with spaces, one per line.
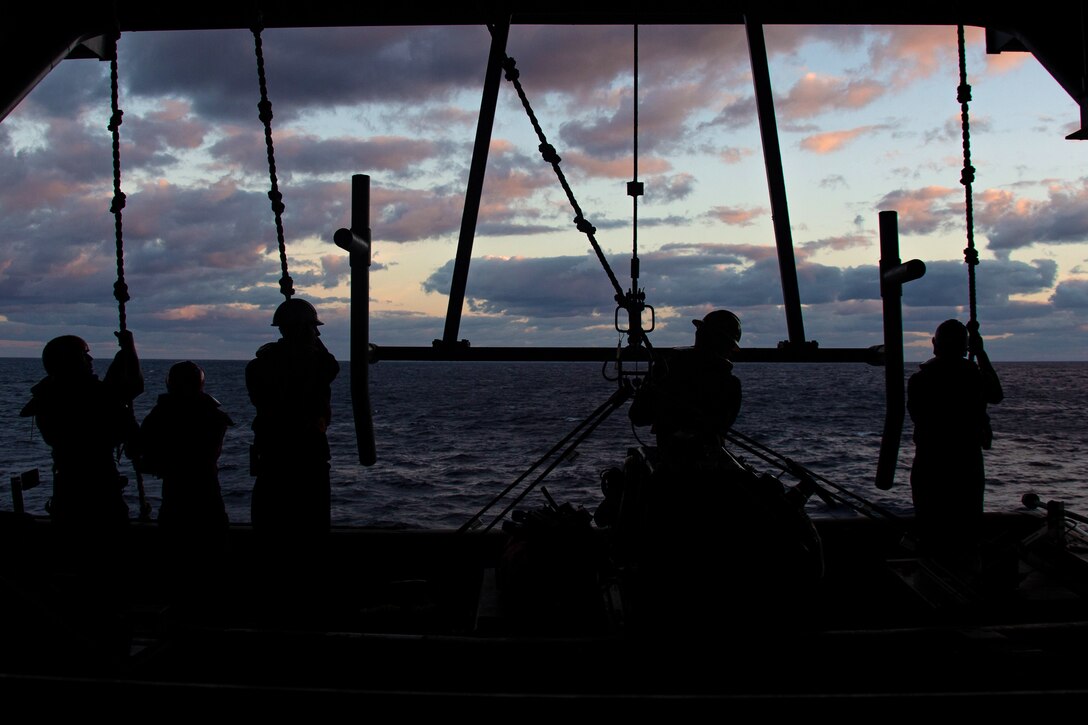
xmin=20 ymin=332 xmax=143 ymax=530
xmin=246 ymin=298 xmax=340 ymax=541
xmin=908 ymin=319 xmax=1004 ymax=565
xmin=629 ymin=309 xmax=742 ymax=463
xmin=140 ymin=361 xmax=232 ymax=538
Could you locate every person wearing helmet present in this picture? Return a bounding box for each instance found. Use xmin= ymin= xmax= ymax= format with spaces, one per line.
xmin=629 ymin=309 xmax=742 ymax=463
xmin=245 ymin=298 xmax=340 ymax=542
xmin=20 ymin=330 xmax=144 ymax=530
xmin=139 ymin=361 xmax=233 ymax=541
xmin=907 ymin=319 xmax=1003 ymax=567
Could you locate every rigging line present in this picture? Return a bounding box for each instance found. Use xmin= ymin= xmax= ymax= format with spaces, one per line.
xmin=498 ymin=54 xmax=625 ymax=301
xmin=957 ymin=24 xmax=979 ymax=329
xmin=458 ymin=384 xmax=631 ymax=534
xmin=480 ymin=385 xmax=632 ymax=534
xmin=721 ymin=432 xmax=844 ymax=509
xmin=252 ymin=14 xmax=294 ymax=300
xmin=631 ymin=23 xmax=639 ymax=267
xmin=723 ymin=428 xmax=904 ymax=522
xmin=106 ymin=31 xmax=150 ymax=521
xmin=108 ymin=41 xmax=129 ymax=333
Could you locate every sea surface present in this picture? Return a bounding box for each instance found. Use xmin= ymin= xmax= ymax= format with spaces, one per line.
xmin=1 ymin=358 xmax=1085 ymax=529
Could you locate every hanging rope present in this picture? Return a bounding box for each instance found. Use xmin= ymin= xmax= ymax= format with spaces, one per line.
xmin=106 ymin=34 xmax=151 ymax=521
xmin=629 ymin=24 xmax=642 ymax=282
xmin=500 ymin=55 xmax=625 ymax=301
xmin=108 ymin=46 xmax=129 ymax=332
xmin=252 ymin=16 xmax=294 ymax=300
xmin=957 ymin=25 xmax=979 ymax=329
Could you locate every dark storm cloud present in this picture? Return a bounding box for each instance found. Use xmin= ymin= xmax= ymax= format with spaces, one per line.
xmin=207 ymin=132 xmax=446 ymax=180
xmin=421 ymin=254 xmax=617 ymax=318
xmin=978 ymin=182 xmax=1088 ymax=257
xmin=0 ymin=115 xmax=112 ymax=190
xmin=413 ymin=244 xmax=1065 ymax=345
xmin=415 ymin=244 xmax=884 ymax=324
xmin=558 ymin=84 xmax=713 ymax=159
xmin=1051 ymin=279 xmax=1088 ymax=308
xmin=902 ymin=258 xmax=1057 ymax=308
xmin=121 ymin=27 xmax=491 ymax=123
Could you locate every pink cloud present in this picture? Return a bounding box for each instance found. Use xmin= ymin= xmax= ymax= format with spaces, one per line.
xmin=779 ymin=73 xmax=886 ymax=119
xmin=706 ymin=206 xmax=767 ymax=226
xmin=866 ymin=25 xmax=984 ymax=89
xmin=800 ymin=126 xmax=883 ymax=154
xmin=876 ymin=186 xmax=958 ymax=234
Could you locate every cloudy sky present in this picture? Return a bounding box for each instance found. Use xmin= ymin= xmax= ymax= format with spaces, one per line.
xmin=1 ymin=23 xmax=1085 ymax=362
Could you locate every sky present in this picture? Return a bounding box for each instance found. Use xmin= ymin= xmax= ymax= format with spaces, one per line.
xmin=1 ymin=23 xmax=1085 ymax=362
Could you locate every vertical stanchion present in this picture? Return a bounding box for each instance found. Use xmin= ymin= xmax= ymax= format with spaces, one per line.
xmin=335 ymin=174 xmax=376 ymax=465
xmin=876 ymin=210 xmax=926 ymax=490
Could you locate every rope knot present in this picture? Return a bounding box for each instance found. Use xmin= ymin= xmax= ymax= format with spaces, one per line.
xmin=110 ymin=192 xmax=127 ymax=214
xmin=963 ymin=247 xmax=979 ymax=266
xmin=539 ymin=143 xmax=560 ymax=165
xmin=107 ymin=109 xmax=124 ymax=133
xmin=502 ymin=57 xmax=520 ymax=81
xmin=574 ymin=216 xmax=596 ymax=235
xmin=279 ymin=275 xmax=295 ymax=297
xmin=113 ymin=280 xmax=130 ymax=303
xmin=257 ymin=99 xmax=274 ymax=125
xmin=960 ymin=164 xmax=975 ymax=186
xmin=268 ymin=189 xmax=285 ymax=215
xmin=957 ymin=83 xmax=972 ymax=104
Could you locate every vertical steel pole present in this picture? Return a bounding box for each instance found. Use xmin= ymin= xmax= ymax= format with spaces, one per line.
xmin=874 ymin=211 xmax=924 ymax=491
xmin=442 ymin=19 xmax=510 ymax=346
xmin=350 ymin=174 xmax=376 ymax=465
xmin=745 ymin=18 xmax=807 ymax=347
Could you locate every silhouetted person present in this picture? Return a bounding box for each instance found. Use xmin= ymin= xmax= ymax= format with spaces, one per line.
xmin=139 ymin=360 xmax=232 ymax=617
xmin=908 ymin=319 xmax=1003 ymax=565
xmin=20 ymin=332 xmax=143 ymax=530
xmin=246 ymin=298 xmax=340 ymax=541
xmin=629 ymin=309 xmax=742 ymax=463
xmin=140 ymin=361 xmax=232 ymax=542
xmin=19 ymin=332 xmax=143 ymax=658
xmin=624 ymin=311 xmax=821 ymax=631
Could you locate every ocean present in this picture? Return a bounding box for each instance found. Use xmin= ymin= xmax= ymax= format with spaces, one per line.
xmin=2 ymin=357 xmax=1085 ymax=529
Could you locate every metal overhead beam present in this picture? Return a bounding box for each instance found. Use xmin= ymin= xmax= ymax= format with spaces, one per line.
xmin=370 ymin=345 xmax=882 ymax=364
xmin=4 ymin=4 xmax=1087 ymax=129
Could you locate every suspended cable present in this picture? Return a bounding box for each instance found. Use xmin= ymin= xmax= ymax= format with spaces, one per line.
xmin=723 ymin=428 xmax=905 ymax=523
xmin=629 ymin=24 xmax=642 ymax=277
xmin=458 ymin=384 xmax=632 ymax=535
xmin=625 ymin=24 xmax=649 ymax=353
xmin=252 ymin=14 xmax=294 ymax=300
xmin=499 ymin=55 xmax=625 ymax=301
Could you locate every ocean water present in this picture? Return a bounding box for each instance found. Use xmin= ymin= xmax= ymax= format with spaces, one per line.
xmin=1 ymin=358 xmax=1085 ymax=529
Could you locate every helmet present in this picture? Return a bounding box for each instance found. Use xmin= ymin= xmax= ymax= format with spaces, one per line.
xmin=933 ymin=319 xmax=968 ymax=358
xmin=166 ymin=360 xmax=205 ymax=395
xmin=693 ymin=309 xmax=741 ymax=346
xmin=42 ymin=335 xmax=91 ymax=378
xmin=272 ymin=298 xmax=324 ymax=328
